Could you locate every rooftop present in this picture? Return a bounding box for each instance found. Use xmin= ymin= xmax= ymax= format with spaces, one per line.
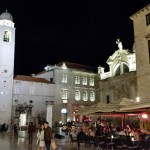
xmin=57 ymin=61 xmax=97 ymax=73
xmin=14 ymin=75 xmax=50 ymax=83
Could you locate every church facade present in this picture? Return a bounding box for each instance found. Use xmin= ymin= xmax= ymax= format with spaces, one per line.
xmin=98 ymin=40 xmax=137 ymax=105
xmin=35 ymin=61 xmax=99 ymax=124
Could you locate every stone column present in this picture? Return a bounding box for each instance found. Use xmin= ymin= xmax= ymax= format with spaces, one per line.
xmin=46 ymin=101 xmax=54 ymax=127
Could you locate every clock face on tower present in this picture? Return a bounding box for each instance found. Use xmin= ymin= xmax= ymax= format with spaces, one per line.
xmin=0 ymin=78 xmax=9 ymax=91
xmin=0 ymin=66 xmax=12 ymax=78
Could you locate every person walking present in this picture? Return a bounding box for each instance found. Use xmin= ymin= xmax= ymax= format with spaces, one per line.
xmin=44 ymin=121 xmax=52 ymax=150
xmin=14 ymin=124 xmax=18 ymax=139
xmin=28 ymin=122 xmax=35 ymax=145
xmin=36 ymin=124 xmax=45 ymax=150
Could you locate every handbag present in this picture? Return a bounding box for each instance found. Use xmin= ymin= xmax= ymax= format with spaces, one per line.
xmin=36 ymin=138 xmax=40 ymax=146
xmin=51 ymin=140 xmax=57 ymax=150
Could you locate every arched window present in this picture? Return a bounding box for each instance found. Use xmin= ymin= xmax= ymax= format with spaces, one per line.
xmin=115 ymin=66 xmax=120 ymax=76
xmin=75 ymin=90 xmax=80 ymax=101
xmin=114 ymin=63 xmax=129 ymax=76
xmin=82 ymin=90 xmax=88 ymax=101
xmin=90 ymin=91 xmax=95 ymax=102
xmin=123 ymin=64 xmax=129 ymax=73
xmin=3 ymin=30 xmax=10 ymax=42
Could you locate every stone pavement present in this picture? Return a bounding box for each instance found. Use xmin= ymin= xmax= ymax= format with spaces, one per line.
xmin=0 ymin=131 xmax=94 ymax=150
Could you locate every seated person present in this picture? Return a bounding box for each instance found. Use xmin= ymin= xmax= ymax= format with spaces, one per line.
xmin=88 ymin=127 xmax=100 ymax=149
xmin=118 ymin=128 xmax=126 ymax=136
xmin=77 ymin=127 xmax=89 ymax=147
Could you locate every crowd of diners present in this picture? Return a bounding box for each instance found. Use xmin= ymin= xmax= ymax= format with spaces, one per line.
xmin=69 ymin=120 xmax=150 ymax=149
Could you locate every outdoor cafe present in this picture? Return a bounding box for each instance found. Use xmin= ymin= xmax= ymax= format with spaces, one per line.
xmin=73 ymin=98 xmax=150 ymax=149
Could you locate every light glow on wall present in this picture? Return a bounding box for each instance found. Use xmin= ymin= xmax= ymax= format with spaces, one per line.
xmin=141 ymin=114 xmax=148 ymax=119
xmin=136 ymin=96 xmax=140 ymax=102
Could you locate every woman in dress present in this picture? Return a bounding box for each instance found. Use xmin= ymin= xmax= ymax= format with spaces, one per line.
xmin=37 ymin=124 xmax=45 ymax=150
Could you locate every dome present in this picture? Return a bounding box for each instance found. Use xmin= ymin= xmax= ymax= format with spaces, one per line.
xmin=0 ymin=10 xmax=13 ymax=21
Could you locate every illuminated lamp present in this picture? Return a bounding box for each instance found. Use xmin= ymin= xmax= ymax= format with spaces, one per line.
xmin=61 ymin=108 xmax=67 ymax=114
xmin=136 ymin=96 xmax=140 ymax=102
xmin=131 ymin=137 xmax=134 ymax=141
xmin=141 ymin=114 xmax=148 ymax=119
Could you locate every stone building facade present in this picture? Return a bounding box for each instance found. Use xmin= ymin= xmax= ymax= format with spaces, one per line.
xmin=12 ymin=75 xmax=54 ymax=127
xmin=130 ymin=3 xmax=150 ymax=102
xmin=1 ymin=3 xmax=150 ymax=127
xmin=35 ymin=61 xmax=99 ymax=124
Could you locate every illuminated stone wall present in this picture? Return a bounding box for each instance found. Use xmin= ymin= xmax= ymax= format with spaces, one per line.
xmin=131 ymin=4 xmax=150 ymax=101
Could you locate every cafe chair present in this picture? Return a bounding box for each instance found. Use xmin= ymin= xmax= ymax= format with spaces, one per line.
xmin=104 ymin=137 xmax=115 ymax=150
xmin=125 ymin=137 xmax=139 ymax=150
xmin=114 ymin=138 xmax=123 ymax=150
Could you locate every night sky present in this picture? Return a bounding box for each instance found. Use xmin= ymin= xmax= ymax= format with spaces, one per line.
xmin=0 ymin=0 xmax=150 ymax=75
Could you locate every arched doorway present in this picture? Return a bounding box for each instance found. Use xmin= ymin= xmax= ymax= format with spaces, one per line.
xmin=19 ymin=113 xmax=27 ymax=126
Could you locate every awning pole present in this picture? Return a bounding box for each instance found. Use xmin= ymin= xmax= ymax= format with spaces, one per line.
xmin=121 ymin=113 xmax=126 ymax=129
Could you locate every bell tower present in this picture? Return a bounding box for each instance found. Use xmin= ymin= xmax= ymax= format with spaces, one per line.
xmin=0 ymin=10 xmax=15 ymax=124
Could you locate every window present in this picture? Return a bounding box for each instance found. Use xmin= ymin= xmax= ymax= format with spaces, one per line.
xmin=82 ymin=90 xmax=88 ymax=101
xmin=75 ymin=76 xmax=80 ymax=84
xmin=75 ymin=90 xmax=80 ymax=101
xmin=3 ymin=30 xmax=10 ymax=42
xmin=89 ymin=78 xmax=94 ymax=86
xmin=90 ymin=91 xmax=95 ymax=102
xmin=146 ymin=13 xmax=150 ymax=26
xmin=61 ymin=89 xmax=68 ymax=99
xmin=62 ymin=74 xmax=67 ymax=83
xmin=82 ymin=77 xmax=87 ymax=85
xmin=50 ymin=78 xmax=53 ymax=83
xmin=106 ymin=95 xmax=110 ymax=104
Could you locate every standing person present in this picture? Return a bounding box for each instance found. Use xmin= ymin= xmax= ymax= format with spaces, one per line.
xmin=8 ymin=122 xmax=14 ymax=139
xmin=28 ymin=122 xmax=35 ymax=145
xmin=1 ymin=123 xmax=6 ymax=132
xmin=70 ymin=125 xmax=78 ymax=139
xmin=44 ymin=121 xmax=52 ymax=150
xmin=37 ymin=124 xmax=45 ymax=150
xmin=14 ymin=124 xmax=18 ymax=139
